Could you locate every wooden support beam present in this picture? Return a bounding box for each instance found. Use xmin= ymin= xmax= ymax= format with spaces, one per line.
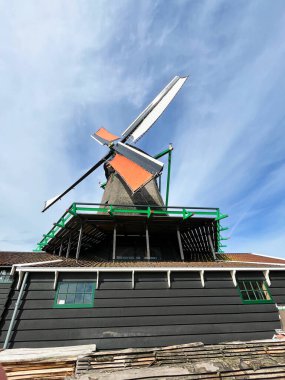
xmin=112 ymin=225 xmax=117 ymax=261
xmin=200 ymin=270 xmax=205 ymax=287
xmin=176 ymin=227 xmax=184 ymax=261
xmin=58 ymin=242 xmax=63 ymax=257
xmin=264 ymin=270 xmax=271 ymax=286
xmin=16 ymin=271 xmax=24 ymax=290
xmin=96 ymin=270 xmax=99 ymax=290
xmin=132 ymin=270 xmax=135 ymax=289
xmin=53 ymin=271 xmax=58 ymax=290
xmin=167 ymin=270 xmax=171 ymax=288
xmin=231 ymin=270 xmax=237 ymax=287
xmin=76 ymin=225 xmax=83 ymax=262
xmin=146 ymin=224 xmax=150 ymax=261
xmin=66 ymin=234 xmax=71 ymax=259
xmin=208 ymin=234 xmax=216 ymax=260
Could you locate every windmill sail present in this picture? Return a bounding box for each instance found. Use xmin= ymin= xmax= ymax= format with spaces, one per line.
xmin=42 ymin=75 xmax=188 ymax=212
xmin=44 ymin=194 xmax=62 ymax=210
xmin=42 ymin=152 xmax=112 ymax=212
xmin=122 ymin=76 xmax=188 ymax=143
xmin=91 ymin=127 xmax=120 ymax=145
xmin=113 ymin=143 xmax=163 ymax=174
xmin=108 ymin=154 xmax=154 ymax=193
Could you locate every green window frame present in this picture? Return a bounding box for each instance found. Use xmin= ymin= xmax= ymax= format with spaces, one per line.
xmin=237 ymin=280 xmax=274 ymax=304
xmin=54 ymin=281 xmax=95 ymax=308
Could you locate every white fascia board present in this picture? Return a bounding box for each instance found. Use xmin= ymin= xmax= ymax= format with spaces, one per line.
xmin=10 ymin=260 xmax=63 ymax=275
xmin=15 ymin=266 xmax=284 ymax=273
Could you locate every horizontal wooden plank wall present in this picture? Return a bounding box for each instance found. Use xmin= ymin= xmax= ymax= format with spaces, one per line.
xmin=0 ymin=270 xmax=282 ymax=349
xmin=0 ymin=267 xmax=13 ymax=325
xmin=267 ymin=271 xmax=285 ymax=305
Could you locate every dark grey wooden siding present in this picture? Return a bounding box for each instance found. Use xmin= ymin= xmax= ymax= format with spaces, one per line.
xmin=0 ymin=270 xmax=281 ymax=349
xmin=0 ymin=267 xmax=13 ymax=322
xmin=267 ymin=271 xmax=285 ymax=305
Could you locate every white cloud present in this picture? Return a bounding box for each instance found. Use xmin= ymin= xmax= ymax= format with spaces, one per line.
xmin=1 ymin=0 xmax=285 ymax=259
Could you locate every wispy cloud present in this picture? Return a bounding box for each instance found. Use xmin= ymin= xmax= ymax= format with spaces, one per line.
xmin=1 ymin=0 xmax=285 ymax=257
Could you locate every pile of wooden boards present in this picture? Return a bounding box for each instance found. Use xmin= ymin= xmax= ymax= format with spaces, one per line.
xmin=1 ymin=359 xmax=75 ymax=379
xmin=75 ymin=340 xmax=285 ymax=379
xmin=0 ymin=344 xmax=95 ymax=380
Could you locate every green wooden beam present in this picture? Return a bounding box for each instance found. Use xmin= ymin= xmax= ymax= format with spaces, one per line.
xmin=215 ymin=213 xmax=228 ymax=221
xmin=218 ymin=226 xmax=229 ymax=232
xmin=154 ymin=146 xmax=173 ymax=159
xmin=165 ymin=144 xmax=173 ymax=208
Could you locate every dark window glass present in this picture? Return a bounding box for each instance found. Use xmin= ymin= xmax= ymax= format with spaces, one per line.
xmin=54 ymin=282 xmax=95 ymax=308
xmin=0 ymin=270 xmax=13 ymax=283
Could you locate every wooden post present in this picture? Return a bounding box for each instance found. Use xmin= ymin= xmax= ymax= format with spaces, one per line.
xmin=76 ymin=225 xmax=83 ymax=262
xmin=112 ymin=225 xmax=117 ymax=261
xmin=146 ymin=224 xmax=150 ymax=261
xmin=66 ymin=234 xmax=71 ymax=259
xmin=58 ymin=242 xmax=63 ymax=257
xmin=208 ymin=234 xmax=216 ymax=261
xmin=177 ymin=226 xmax=184 ymax=261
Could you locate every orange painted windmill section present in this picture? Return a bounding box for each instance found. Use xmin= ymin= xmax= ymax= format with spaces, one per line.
xmin=108 ymin=154 xmax=154 ymax=192
xmin=95 ymin=127 xmax=120 ymax=143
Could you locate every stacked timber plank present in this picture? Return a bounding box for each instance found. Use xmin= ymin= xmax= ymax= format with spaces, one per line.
xmin=0 ymin=344 xmax=95 ymax=380
xmin=75 ymin=340 xmax=285 ymax=379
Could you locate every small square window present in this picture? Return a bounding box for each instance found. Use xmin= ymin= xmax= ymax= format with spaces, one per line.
xmin=54 ymin=281 xmax=95 ymax=308
xmin=0 ymin=270 xmax=13 ymax=283
xmin=237 ymin=280 xmax=273 ymax=304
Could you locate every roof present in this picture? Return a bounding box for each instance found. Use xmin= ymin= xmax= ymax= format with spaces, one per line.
xmin=0 ymin=251 xmax=57 ymax=266
xmin=0 ymin=251 xmax=285 ymax=269
xmin=224 ymin=253 xmax=285 ymax=264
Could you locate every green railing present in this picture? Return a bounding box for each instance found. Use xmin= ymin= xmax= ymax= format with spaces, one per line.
xmin=34 ymin=203 xmax=228 ymax=252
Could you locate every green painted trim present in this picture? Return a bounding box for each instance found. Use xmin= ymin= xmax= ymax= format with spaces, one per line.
xmin=108 ymin=205 xmax=114 ymax=216
xmin=36 ymin=206 xmax=75 ymax=250
xmin=165 ymin=146 xmax=172 ymax=208
xmin=35 ymin=203 xmax=229 ymax=251
xmin=154 ymin=146 xmax=173 ymax=159
xmin=54 ymin=222 xmax=65 ymax=228
xmin=182 ymin=209 xmax=193 ymax=220
xmin=218 ymin=226 xmax=229 ymax=232
xmin=215 ymin=213 xmax=228 ymax=221
xmin=53 ymin=281 xmax=96 ymax=309
xmin=53 ymin=303 xmax=94 ymax=309
xmin=241 ymin=299 xmax=274 ymax=304
xmin=237 ymin=280 xmax=274 ymax=304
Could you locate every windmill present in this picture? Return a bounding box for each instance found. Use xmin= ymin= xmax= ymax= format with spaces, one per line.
xmin=43 ymin=76 xmax=188 ymax=212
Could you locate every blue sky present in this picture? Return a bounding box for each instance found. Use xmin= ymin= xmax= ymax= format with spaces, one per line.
xmin=1 ymin=0 xmax=285 ymax=256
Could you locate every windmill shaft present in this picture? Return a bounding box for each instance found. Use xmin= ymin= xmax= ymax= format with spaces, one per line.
xmin=42 ymin=151 xmax=112 ymax=212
